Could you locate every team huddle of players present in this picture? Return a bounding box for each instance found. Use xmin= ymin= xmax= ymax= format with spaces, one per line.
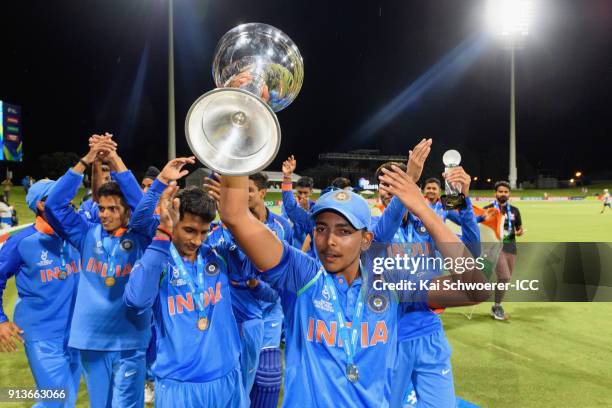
xmin=0 ymin=135 xmax=523 ymax=407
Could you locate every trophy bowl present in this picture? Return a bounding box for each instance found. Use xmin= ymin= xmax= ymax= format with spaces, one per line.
xmin=185 ymin=23 xmax=304 ymax=175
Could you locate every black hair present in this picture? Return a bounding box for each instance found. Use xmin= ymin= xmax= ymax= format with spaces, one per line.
xmin=296 ymin=176 xmax=314 ymax=189
xmin=176 ymin=186 xmax=216 ymax=223
xmin=331 ymin=177 xmax=351 ymax=189
xmin=97 ymin=182 xmax=129 ymax=210
xmin=424 ymin=178 xmax=442 ymax=188
xmin=494 ymin=181 xmax=511 ymax=191
xmin=375 ymin=162 xmax=407 ymax=181
xmin=249 ymin=172 xmax=269 ymax=191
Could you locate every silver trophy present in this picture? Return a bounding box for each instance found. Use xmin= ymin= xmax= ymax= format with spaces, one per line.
xmin=185 ymin=23 xmax=304 ymax=175
xmin=440 ymin=149 xmax=467 ymax=210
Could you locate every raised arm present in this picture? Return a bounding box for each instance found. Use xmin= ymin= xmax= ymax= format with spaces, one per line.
xmin=129 ymin=157 xmax=195 ymax=237
xmin=124 ymin=185 xmax=179 ymax=312
xmin=379 ymin=166 xmax=490 ymax=307
xmin=281 ymin=155 xmax=313 ymax=232
xmin=46 ymin=139 xmax=115 ymax=250
xmin=219 ymin=176 xmax=283 ymax=272
xmin=0 ymin=233 xmax=26 ymax=352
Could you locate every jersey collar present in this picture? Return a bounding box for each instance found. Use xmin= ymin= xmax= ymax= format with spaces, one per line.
xmin=34 ymin=216 xmax=55 ymax=235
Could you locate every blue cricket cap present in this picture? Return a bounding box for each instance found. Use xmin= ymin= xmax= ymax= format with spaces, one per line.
xmin=26 ymin=180 xmax=57 ymax=214
xmin=311 ymin=189 xmax=371 ymax=230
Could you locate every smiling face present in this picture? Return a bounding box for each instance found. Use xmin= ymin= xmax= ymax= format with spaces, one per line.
xmin=313 ymin=211 xmax=372 ymax=274
xmin=172 ymin=212 xmax=210 ymax=260
xmin=424 ymin=182 xmax=441 ymax=202
xmin=98 ymin=195 xmax=129 ymax=234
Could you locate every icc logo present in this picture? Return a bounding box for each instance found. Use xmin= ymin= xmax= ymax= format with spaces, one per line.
xmin=41 ymin=251 xmax=48 ymax=261
xmin=321 ymin=286 xmax=331 ymax=301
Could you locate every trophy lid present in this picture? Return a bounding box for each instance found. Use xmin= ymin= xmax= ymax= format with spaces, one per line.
xmin=443 ymin=150 xmax=462 ymax=167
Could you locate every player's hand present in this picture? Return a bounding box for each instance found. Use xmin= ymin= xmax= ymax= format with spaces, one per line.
xmin=406 ymin=138 xmax=432 ymax=182
xmin=82 ymin=134 xmax=116 ymax=164
xmin=0 ymin=321 xmax=24 ymax=352
xmin=158 ymin=183 xmax=180 ymax=231
xmin=158 ymin=157 xmax=196 ymax=184
xmin=282 ymin=155 xmax=297 ymax=177
xmin=204 ymin=174 xmax=223 ymax=210
xmin=515 ymin=227 xmax=524 ymax=236
xmin=443 ymin=166 xmax=471 ymax=197
xmin=230 ymin=279 xmax=259 ymax=290
xmin=483 ymin=207 xmax=497 ymax=221
xmin=379 ymin=165 xmax=429 ymax=214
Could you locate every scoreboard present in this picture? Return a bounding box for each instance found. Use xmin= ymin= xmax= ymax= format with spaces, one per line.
xmin=0 ymin=100 xmax=22 ymax=162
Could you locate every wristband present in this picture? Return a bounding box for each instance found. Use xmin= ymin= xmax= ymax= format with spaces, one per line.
xmin=156 ymin=226 xmax=173 ymax=240
xmin=79 ymin=159 xmax=91 ymax=168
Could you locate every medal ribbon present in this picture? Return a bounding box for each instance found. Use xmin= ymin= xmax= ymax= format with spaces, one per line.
xmin=169 ymin=244 xmax=208 ymax=321
xmin=322 ymin=268 xmax=366 ymax=370
xmin=98 ymin=227 xmax=122 ymax=279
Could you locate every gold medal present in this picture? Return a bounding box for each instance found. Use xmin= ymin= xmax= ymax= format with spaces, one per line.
xmin=197 ymin=317 xmax=209 ymax=331
xmin=105 ymin=277 xmax=116 ymax=287
xmin=58 ymin=271 xmax=67 ymax=280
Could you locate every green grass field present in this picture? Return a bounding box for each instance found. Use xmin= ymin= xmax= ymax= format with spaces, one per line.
xmin=1 ymin=187 xmax=611 ymax=407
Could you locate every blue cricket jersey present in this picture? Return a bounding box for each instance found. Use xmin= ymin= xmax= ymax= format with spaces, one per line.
xmin=45 ymin=168 xmax=152 ymax=351
xmin=207 ymin=208 xmax=290 ymax=324
xmin=391 ymin=197 xmax=481 ymax=341
xmin=124 ymin=239 xmax=241 ymax=383
xmin=0 ymin=217 xmax=80 ymax=341
xmin=263 ymin=241 xmax=403 ymax=408
xmin=281 ymin=196 xmax=316 ymax=250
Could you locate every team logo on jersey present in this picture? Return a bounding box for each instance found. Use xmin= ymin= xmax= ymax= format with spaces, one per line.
xmin=205 ymin=262 xmax=220 ymax=276
xmin=333 ymin=191 xmax=350 ymax=202
xmin=367 ymin=293 xmax=389 ymax=313
xmin=94 ymin=241 xmax=104 ymax=255
xmin=37 ymin=250 xmax=53 ymax=267
xmin=120 ymin=239 xmax=134 ymax=251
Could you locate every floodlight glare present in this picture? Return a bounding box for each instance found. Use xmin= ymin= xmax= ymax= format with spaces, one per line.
xmin=487 ymin=0 xmax=534 ymax=37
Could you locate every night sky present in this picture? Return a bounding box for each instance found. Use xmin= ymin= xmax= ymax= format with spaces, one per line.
xmin=2 ymin=0 xmax=611 ymax=182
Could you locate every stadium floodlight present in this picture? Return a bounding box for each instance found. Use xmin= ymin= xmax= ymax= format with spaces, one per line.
xmin=486 ymin=0 xmax=534 ymax=37
xmin=167 ymin=0 xmax=176 ymax=160
xmin=473 ymin=176 xmax=479 ymax=181
xmin=570 ymin=178 xmax=575 ymax=184
xmin=486 ymin=178 xmax=492 ymax=183
xmin=486 ymin=0 xmax=534 ymax=190
xmin=575 ymin=171 xmax=582 ymax=178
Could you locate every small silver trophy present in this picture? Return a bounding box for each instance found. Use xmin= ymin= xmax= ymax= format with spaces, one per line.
xmin=440 ymin=149 xmax=467 ymax=210
xmin=185 ymin=23 xmax=304 ymax=175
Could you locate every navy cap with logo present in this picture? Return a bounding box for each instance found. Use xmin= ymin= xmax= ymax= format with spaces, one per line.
xmin=311 ymin=190 xmax=371 ymax=231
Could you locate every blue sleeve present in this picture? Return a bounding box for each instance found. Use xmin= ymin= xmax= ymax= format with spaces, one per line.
xmin=124 ymin=239 xmax=169 ymax=313
xmin=250 ymin=279 xmax=280 ymax=303
xmin=129 ymin=178 xmax=164 ymax=237
xmin=45 ymin=169 xmax=91 ymax=251
xmin=372 ymin=196 xmax=406 ymax=242
xmin=282 ymin=190 xmax=313 ymax=233
xmin=111 ymin=170 xmax=144 ymax=213
xmin=0 ymin=232 xmax=28 ymax=323
xmin=476 ymin=215 xmax=485 ymax=223
xmin=456 ymin=197 xmax=481 ymax=257
xmin=261 ymin=241 xmax=319 ymax=295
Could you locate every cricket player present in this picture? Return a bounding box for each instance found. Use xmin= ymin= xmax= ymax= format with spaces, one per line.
xmin=205 ymin=172 xmax=292 ymax=407
xmin=601 ymin=188 xmax=611 ymax=213
xmin=478 ymin=181 xmax=523 ymax=321
xmin=124 ymin=161 xmax=247 ymax=407
xmin=0 ymin=180 xmax=81 ymax=407
xmin=218 ymin=162 xmax=487 ymax=407
xmin=45 ymin=136 xmax=152 ymax=408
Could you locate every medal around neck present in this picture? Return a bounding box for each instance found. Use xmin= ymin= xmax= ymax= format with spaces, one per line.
xmin=346 ymin=363 xmax=359 ymax=383
xmin=197 ymin=317 xmax=209 ymax=331
xmin=440 ymin=149 xmax=467 ymax=210
xmin=185 ymin=23 xmax=304 ymax=176
xmin=58 ymin=271 xmax=67 ymax=280
xmin=105 ymin=277 xmax=116 ymax=287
